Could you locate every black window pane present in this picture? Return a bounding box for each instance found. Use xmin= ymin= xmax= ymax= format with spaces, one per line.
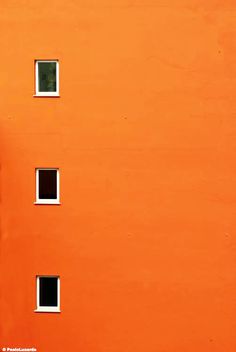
xmin=38 ymin=62 xmax=56 ymax=92
xmin=39 ymin=170 xmax=57 ymax=199
xmin=39 ymin=277 xmax=58 ymax=307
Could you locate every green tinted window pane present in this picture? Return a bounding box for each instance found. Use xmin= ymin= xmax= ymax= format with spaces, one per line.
xmin=38 ymin=62 xmax=57 ymax=92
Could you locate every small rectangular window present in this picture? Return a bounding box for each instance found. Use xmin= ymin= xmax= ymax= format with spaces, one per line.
xmin=35 ymin=276 xmax=60 ymax=313
xmin=35 ymin=168 xmax=60 ymax=204
xmin=35 ymin=60 xmax=59 ymax=96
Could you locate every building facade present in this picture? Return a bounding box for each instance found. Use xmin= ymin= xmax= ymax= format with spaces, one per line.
xmin=1 ymin=1 xmax=236 ymax=351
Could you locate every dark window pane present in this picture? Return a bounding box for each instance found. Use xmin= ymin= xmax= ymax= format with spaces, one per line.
xmin=39 ymin=277 xmax=58 ymax=307
xmin=38 ymin=62 xmax=57 ymax=92
xmin=39 ymin=170 xmax=57 ymax=199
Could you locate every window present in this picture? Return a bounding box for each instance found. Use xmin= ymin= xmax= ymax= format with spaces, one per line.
xmin=35 ymin=276 xmax=60 ymax=312
xmin=35 ymin=60 xmax=59 ymax=96
xmin=35 ymin=168 xmax=60 ymax=204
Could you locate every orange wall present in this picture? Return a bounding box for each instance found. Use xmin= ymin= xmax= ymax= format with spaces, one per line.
xmin=1 ymin=1 xmax=236 ymax=351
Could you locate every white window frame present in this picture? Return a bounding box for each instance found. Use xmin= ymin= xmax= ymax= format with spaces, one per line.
xmin=35 ymin=60 xmax=59 ymax=96
xmin=35 ymin=168 xmax=60 ymax=205
xmin=35 ymin=276 xmax=60 ymax=313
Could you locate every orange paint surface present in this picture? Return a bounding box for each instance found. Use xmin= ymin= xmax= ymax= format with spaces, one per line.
xmin=1 ymin=1 xmax=236 ymax=351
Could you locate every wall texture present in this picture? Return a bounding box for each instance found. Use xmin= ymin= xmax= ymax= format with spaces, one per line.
xmin=1 ymin=1 xmax=236 ymax=351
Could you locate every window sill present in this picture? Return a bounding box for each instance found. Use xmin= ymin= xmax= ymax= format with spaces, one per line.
xmin=34 ymin=200 xmax=61 ymax=205
xmin=34 ymin=308 xmax=61 ymax=313
xmin=33 ymin=94 xmax=60 ymax=98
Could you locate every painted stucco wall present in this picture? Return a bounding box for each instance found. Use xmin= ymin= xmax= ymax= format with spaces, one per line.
xmin=1 ymin=1 xmax=236 ymax=351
